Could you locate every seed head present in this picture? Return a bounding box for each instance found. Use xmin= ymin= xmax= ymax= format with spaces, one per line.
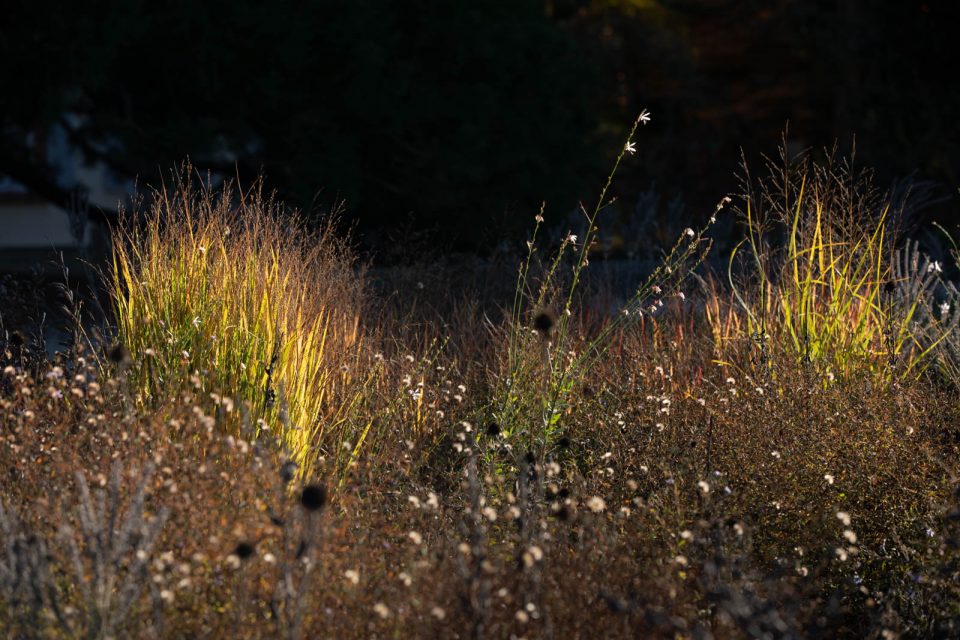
xmin=532 ymin=309 xmax=556 ymax=337
xmin=234 ymin=541 xmax=255 ymax=560
xmin=300 ymin=484 xmax=327 ymax=512
xmin=279 ymin=460 xmax=298 ymax=484
xmin=108 ymin=343 xmax=131 ymax=366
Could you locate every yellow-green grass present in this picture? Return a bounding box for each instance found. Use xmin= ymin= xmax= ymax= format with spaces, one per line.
xmin=110 ymin=170 xmax=369 ymax=478
xmin=726 ymin=158 xmax=943 ymax=381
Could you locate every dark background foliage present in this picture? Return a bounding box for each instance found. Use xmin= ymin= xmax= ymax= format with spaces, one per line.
xmin=2 ymin=0 xmax=958 ymax=253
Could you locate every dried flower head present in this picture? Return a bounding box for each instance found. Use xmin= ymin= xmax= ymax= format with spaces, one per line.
xmin=532 ymin=309 xmax=556 ymax=336
xmin=280 ymin=460 xmax=298 ymax=484
xmin=300 ymin=484 xmax=327 ymax=512
xmin=108 ymin=343 xmax=132 ymax=366
xmin=234 ymin=541 xmax=255 ymax=560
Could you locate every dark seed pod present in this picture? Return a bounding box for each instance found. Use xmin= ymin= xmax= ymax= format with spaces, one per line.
xmin=235 ymin=541 xmax=255 ymax=560
xmin=279 ymin=460 xmax=298 ymax=484
xmin=108 ymin=343 xmax=131 ymax=365
xmin=532 ymin=309 xmax=556 ymax=336
xmin=300 ymin=484 xmax=327 ymax=512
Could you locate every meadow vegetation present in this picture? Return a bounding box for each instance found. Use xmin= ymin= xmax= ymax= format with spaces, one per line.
xmin=2 ymin=120 xmax=959 ymax=638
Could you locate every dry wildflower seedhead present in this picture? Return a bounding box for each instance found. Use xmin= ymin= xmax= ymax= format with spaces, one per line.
xmin=8 ymin=330 xmax=26 ymax=348
xmin=300 ymin=484 xmax=327 ymax=512
xmin=532 ymin=308 xmax=556 ymax=337
xmin=280 ymin=460 xmax=298 ymax=484
xmin=234 ymin=541 xmax=255 ymax=560
xmin=108 ymin=343 xmax=132 ymax=366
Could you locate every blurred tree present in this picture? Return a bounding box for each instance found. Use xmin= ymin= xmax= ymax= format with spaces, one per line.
xmin=1 ymin=0 xmax=602 ymax=250
xmin=3 ymin=0 xmax=957 ymax=254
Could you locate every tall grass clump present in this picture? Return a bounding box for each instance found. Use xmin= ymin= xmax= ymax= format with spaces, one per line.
xmin=726 ymin=148 xmax=946 ymax=381
xmin=110 ymin=168 xmax=369 ymax=477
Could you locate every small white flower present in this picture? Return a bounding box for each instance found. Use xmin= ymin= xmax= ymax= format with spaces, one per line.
xmin=638 ymin=110 xmax=651 ymax=125
xmin=824 ymin=474 xmax=835 ymax=485
xmin=928 ymin=261 xmax=943 ymax=274
xmin=344 ymin=569 xmax=360 ymax=585
xmin=836 ymin=511 xmax=851 ymax=526
xmin=624 ymin=141 xmax=637 ymax=155
xmin=683 ymin=227 xmax=695 ymax=238
xmin=567 ymin=234 xmax=578 ymax=244
xmin=940 ymin=301 xmax=951 ymax=316
xmin=586 ymin=496 xmax=607 ymax=513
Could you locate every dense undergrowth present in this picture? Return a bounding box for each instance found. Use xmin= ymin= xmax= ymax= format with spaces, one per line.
xmin=2 ymin=121 xmax=959 ymax=638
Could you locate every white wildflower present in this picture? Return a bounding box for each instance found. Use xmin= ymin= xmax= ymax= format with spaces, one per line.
xmin=586 ymin=496 xmax=607 ymax=513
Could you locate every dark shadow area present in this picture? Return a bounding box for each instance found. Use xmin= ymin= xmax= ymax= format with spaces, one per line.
xmin=2 ymin=0 xmax=958 ymax=260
